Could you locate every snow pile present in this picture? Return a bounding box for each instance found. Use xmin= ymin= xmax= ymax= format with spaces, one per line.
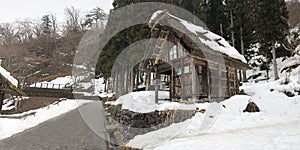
xmin=0 ymin=99 xmax=91 ymax=140
xmin=150 ymin=11 xmax=247 ymax=63
xmin=0 ymin=65 xmax=18 ymax=87
xmin=106 ymin=91 xmax=208 ymax=113
xmin=127 ymin=84 xmax=300 ymax=149
xmin=126 ymin=58 xmax=300 ymax=149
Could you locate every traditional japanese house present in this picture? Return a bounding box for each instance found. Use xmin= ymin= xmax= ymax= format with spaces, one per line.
xmin=112 ymin=10 xmax=250 ymax=102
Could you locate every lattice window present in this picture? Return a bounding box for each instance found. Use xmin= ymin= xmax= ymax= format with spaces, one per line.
xmin=169 ymin=45 xmax=177 ymax=60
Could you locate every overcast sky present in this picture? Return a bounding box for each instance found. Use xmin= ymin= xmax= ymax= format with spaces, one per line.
xmin=0 ymin=0 xmax=113 ymax=23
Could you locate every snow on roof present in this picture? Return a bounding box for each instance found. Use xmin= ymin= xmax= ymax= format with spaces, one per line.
xmin=150 ymin=11 xmax=247 ymax=63
xmin=0 ymin=65 xmax=18 ymax=87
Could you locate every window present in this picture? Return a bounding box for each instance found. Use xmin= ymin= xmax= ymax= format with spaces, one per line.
xmin=184 ymin=66 xmax=190 ymax=74
xmin=177 ymin=68 xmax=182 ymax=75
xmin=169 ymin=45 xmax=177 ymax=60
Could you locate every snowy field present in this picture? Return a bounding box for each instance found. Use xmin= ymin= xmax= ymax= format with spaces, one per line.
xmin=125 ymin=56 xmax=300 ymax=150
xmin=0 ymin=99 xmax=91 ymax=140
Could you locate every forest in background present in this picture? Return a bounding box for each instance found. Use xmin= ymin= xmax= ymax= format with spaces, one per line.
xmin=0 ymin=6 xmax=107 ymax=84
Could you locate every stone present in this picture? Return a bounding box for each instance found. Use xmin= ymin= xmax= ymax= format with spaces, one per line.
xmin=243 ymin=102 xmax=260 ymax=113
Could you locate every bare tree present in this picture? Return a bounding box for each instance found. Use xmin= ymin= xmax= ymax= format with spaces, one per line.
xmin=63 ymin=6 xmax=83 ymax=35
xmin=287 ymin=0 xmax=300 ymax=27
xmin=0 ymin=23 xmax=18 ymax=47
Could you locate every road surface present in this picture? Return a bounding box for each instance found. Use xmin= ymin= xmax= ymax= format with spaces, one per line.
xmin=0 ymin=101 xmax=108 ymax=150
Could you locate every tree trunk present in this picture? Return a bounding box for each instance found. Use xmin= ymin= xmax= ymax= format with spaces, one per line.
xmin=240 ymin=27 xmax=244 ymax=55
xmin=220 ymin=24 xmax=223 ymax=36
xmin=272 ymin=41 xmax=279 ymax=80
xmin=230 ymin=10 xmax=235 ymax=47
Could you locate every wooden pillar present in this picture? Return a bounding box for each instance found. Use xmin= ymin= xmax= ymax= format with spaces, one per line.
xmin=226 ymin=67 xmax=230 ymax=97
xmin=235 ymin=69 xmax=238 ymax=94
xmin=239 ymin=69 xmax=242 ymax=82
xmin=0 ymin=90 xmax=4 ymax=111
xmin=242 ymin=69 xmax=247 ymax=82
xmin=145 ymin=70 xmax=150 ymax=91
xmin=154 ymin=65 xmax=158 ymax=104
xmin=206 ymin=61 xmax=211 ymax=99
xmin=170 ymin=67 xmax=174 ymax=101
xmin=130 ymin=70 xmax=134 ymax=92
xmin=192 ymin=63 xmax=197 ymax=100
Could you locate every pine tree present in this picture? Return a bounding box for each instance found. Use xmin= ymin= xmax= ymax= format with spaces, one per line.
xmin=41 ymin=15 xmax=52 ymax=35
xmin=192 ymin=0 xmax=207 ymax=23
xmin=206 ymin=0 xmax=229 ymax=38
xmin=83 ymin=7 xmax=107 ymax=29
xmin=256 ymin=0 xmax=289 ymax=79
xmin=226 ymin=0 xmax=257 ymax=55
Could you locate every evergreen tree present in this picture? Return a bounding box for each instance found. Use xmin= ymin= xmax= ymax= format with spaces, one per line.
xmin=206 ymin=0 xmax=229 ymax=37
xmin=192 ymin=0 xmax=207 ymax=23
xmin=226 ymin=0 xmax=258 ymax=55
xmin=83 ymin=7 xmax=107 ymax=29
xmin=41 ymin=15 xmax=52 ymax=35
xmin=256 ymin=0 xmax=289 ymax=79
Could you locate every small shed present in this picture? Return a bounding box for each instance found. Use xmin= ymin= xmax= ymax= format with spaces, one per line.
xmin=112 ymin=10 xmax=249 ymax=102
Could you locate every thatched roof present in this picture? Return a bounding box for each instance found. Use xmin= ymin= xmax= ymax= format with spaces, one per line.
xmin=148 ymin=10 xmax=249 ymax=69
xmin=0 ymin=66 xmax=26 ymax=96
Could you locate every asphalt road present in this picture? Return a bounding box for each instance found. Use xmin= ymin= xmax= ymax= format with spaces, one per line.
xmin=0 ymin=101 xmax=108 ymax=150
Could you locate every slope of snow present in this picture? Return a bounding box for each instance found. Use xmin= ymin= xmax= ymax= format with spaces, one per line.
xmin=151 ymin=120 xmax=300 ymax=150
xmin=127 ymin=84 xmax=300 ymax=149
xmin=0 ymin=66 xmax=18 ymax=87
xmin=126 ymin=55 xmax=300 ymax=149
xmin=0 ymin=99 xmax=91 ymax=140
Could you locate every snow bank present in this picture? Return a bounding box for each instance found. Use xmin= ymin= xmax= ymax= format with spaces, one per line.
xmin=0 ymin=99 xmax=91 ymax=140
xmin=0 ymin=66 xmax=18 ymax=87
xmin=127 ymin=68 xmax=300 ymax=149
xmin=106 ymin=91 xmax=208 ymax=113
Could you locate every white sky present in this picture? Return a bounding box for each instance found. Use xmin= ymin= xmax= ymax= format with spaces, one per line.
xmin=0 ymin=0 xmax=114 ymax=23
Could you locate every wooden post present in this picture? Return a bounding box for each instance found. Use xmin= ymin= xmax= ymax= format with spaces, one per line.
xmin=154 ymin=65 xmax=158 ymax=104
xmin=0 ymin=90 xmax=4 ymax=111
xmin=243 ymin=69 xmax=247 ymax=82
xmin=170 ymin=67 xmax=174 ymax=101
xmin=239 ymin=69 xmax=242 ymax=82
xmin=130 ymin=70 xmax=134 ymax=92
xmin=192 ymin=64 xmax=197 ymax=100
xmin=226 ymin=67 xmax=230 ymax=97
xmin=146 ymin=70 xmax=150 ymax=91
xmin=206 ymin=61 xmax=211 ymax=99
xmin=272 ymin=41 xmax=279 ymax=80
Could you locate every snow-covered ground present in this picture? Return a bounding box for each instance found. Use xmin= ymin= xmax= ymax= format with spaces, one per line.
xmin=125 ymin=55 xmax=300 ymax=149
xmin=29 ymin=75 xmax=112 ymax=97
xmin=0 ymin=99 xmax=91 ymax=140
